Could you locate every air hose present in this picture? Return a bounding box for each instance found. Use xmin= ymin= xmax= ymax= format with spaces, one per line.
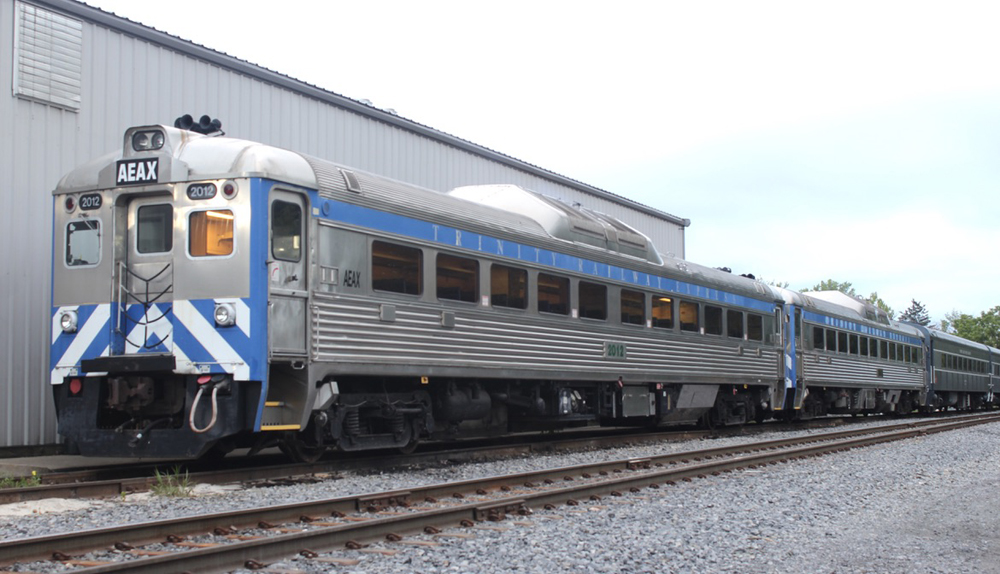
xmin=189 ymin=384 xmax=219 ymax=433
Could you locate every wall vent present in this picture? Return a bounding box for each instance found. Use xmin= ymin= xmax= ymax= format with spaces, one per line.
xmin=14 ymin=2 xmax=83 ymax=111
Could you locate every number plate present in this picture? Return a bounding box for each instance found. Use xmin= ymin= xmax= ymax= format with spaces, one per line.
xmin=604 ymin=341 xmax=627 ymax=360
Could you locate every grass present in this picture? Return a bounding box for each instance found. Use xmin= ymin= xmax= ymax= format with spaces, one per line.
xmin=0 ymin=470 xmax=42 ymax=489
xmin=151 ymin=465 xmax=193 ymax=497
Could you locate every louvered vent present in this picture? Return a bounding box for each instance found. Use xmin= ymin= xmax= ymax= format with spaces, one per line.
xmin=14 ymin=2 xmax=83 ymax=111
xmin=340 ymin=169 xmax=362 ymax=193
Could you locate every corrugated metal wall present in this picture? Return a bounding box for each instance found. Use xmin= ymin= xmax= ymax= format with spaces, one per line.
xmin=0 ymin=0 xmax=686 ymax=449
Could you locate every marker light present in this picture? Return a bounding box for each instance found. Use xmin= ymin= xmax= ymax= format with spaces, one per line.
xmin=60 ymin=310 xmax=78 ymax=333
xmin=69 ymin=378 xmax=83 ymax=396
xmin=214 ymin=302 xmax=237 ymax=327
xmin=131 ymin=130 xmax=165 ymax=151
xmin=64 ymin=195 xmax=76 ymax=213
xmin=221 ymin=180 xmax=238 ymax=199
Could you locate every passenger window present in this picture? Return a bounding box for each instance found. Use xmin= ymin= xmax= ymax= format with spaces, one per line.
xmin=437 ymin=253 xmax=478 ymax=303
xmin=621 ymin=289 xmax=645 ymax=325
xmin=869 ymin=338 xmax=878 ymax=358
xmin=889 ymin=343 xmax=897 ymax=362
xmin=491 ymin=264 xmax=527 ymax=309
xmin=860 ymin=337 xmax=869 ymax=357
xmin=704 ymin=305 xmax=723 ymax=336
xmin=66 ymin=219 xmax=101 ymax=267
xmin=137 ymin=204 xmax=173 ymax=253
xmin=849 ymin=335 xmax=859 ymax=355
xmin=271 ymin=200 xmax=301 ymax=262
xmin=679 ymin=300 xmax=699 ymax=332
xmin=896 ymin=344 xmax=903 ymax=363
xmin=372 ymin=241 xmax=422 ymax=295
xmin=189 ymin=209 xmax=233 ymax=257
xmin=880 ymin=340 xmax=888 ymax=359
xmin=537 ymin=273 xmax=570 ymax=315
xmin=812 ymin=327 xmax=824 ymax=350
xmin=837 ymin=332 xmax=848 ymax=354
xmin=652 ymin=297 xmax=674 ymax=329
xmin=826 ymin=329 xmax=837 ymax=352
xmin=579 ymin=281 xmax=607 ymax=320
xmin=728 ymin=311 xmax=744 ymax=339
xmin=747 ymin=314 xmax=764 ymax=341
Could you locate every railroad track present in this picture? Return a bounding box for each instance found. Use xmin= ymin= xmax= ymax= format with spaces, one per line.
xmin=3 ymin=412 xmax=998 ymax=574
xmin=0 ymin=413 xmax=916 ymax=504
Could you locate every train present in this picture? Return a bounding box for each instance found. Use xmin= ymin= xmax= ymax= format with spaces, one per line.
xmin=50 ymin=119 xmax=999 ymax=461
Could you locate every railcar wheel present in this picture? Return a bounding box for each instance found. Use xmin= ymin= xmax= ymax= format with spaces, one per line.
xmin=397 ymin=438 xmax=420 ymax=455
xmin=279 ymin=437 xmax=327 ymax=464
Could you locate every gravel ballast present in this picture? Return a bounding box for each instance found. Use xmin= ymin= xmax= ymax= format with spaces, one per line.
xmin=2 ymin=418 xmax=999 ymax=573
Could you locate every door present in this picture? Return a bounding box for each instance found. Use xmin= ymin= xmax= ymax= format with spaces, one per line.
xmin=268 ymin=190 xmax=308 ymax=357
xmin=114 ymin=196 xmax=175 ymax=355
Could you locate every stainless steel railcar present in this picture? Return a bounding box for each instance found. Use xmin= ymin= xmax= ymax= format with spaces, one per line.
xmin=51 ymin=123 xmax=789 ymax=459
xmin=50 ymin=122 xmax=995 ymax=461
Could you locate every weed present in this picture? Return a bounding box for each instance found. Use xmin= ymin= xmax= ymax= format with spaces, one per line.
xmin=0 ymin=470 xmax=42 ymax=489
xmin=151 ymin=465 xmax=193 ymax=497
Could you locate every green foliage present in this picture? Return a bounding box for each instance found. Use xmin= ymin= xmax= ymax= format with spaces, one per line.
xmin=0 ymin=470 xmax=42 ymax=489
xmin=803 ymin=279 xmax=857 ymax=296
xmin=948 ymin=306 xmax=1000 ymax=348
xmin=899 ymin=299 xmax=931 ymax=326
xmin=801 ymin=279 xmax=895 ymax=319
xmin=866 ymin=292 xmax=895 ymax=319
xmin=151 ymin=465 xmax=193 ymax=497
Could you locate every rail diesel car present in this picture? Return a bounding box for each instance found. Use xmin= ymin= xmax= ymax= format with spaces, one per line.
xmin=50 ymin=120 xmax=998 ymax=460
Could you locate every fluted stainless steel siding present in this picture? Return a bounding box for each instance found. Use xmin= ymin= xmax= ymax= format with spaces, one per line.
xmin=801 ymin=353 xmax=923 ymax=390
xmin=311 ymin=295 xmax=779 ymax=384
xmin=1 ymin=0 xmax=685 ymax=448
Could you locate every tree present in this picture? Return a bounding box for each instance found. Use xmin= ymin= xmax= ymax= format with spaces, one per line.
xmin=866 ymin=292 xmax=895 ymax=320
xmin=801 ymin=279 xmax=894 ymax=319
xmin=899 ymin=300 xmax=931 ymax=326
xmin=949 ymin=306 xmax=1000 ymax=348
xmin=802 ymin=279 xmax=857 ymax=297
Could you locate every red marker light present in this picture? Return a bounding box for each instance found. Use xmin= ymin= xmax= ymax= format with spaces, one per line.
xmin=69 ymin=378 xmax=83 ymax=396
xmin=197 ymin=375 xmax=212 ymax=385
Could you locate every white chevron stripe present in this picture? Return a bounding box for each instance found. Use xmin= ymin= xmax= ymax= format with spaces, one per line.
xmin=51 ymin=305 xmax=111 ymax=385
xmin=125 ymin=304 xmax=173 ymax=354
xmin=173 ymin=300 xmax=249 ymax=379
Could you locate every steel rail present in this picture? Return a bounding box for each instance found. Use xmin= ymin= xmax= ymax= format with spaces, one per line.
xmin=3 ymin=412 xmax=997 ymax=571
xmin=54 ymin=413 xmax=1000 ymax=574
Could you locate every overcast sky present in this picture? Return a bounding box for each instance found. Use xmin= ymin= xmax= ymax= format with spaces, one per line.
xmin=87 ymin=0 xmax=1000 ymax=323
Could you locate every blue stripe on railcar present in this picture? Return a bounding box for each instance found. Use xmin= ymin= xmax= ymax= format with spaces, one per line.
xmin=801 ymin=310 xmax=921 ymax=345
xmin=309 ymin=193 xmax=777 ymax=313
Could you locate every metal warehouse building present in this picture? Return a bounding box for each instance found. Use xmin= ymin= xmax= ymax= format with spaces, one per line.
xmin=0 ymin=0 xmax=689 ymax=450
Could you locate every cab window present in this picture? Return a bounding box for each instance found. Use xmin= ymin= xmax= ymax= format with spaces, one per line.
xmin=189 ymin=209 xmax=234 ymax=257
xmin=271 ymin=200 xmax=301 ymax=262
xmin=66 ymin=219 xmax=100 ymax=266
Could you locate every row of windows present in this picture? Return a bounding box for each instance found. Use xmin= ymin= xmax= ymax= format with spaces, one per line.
xmin=810 ymin=326 xmax=922 ymax=365
xmin=65 ymin=200 xmax=304 ymax=267
xmin=939 ymin=353 xmax=988 ymax=374
xmin=373 ymin=241 xmax=768 ymax=340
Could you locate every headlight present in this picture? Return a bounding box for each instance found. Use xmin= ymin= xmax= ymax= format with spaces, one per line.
xmin=131 ymin=129 xmax=165 ymax=151
xmin=214 ymin=302 xmax=236 ymax=327
xmin=60 ymin=310 xmax=78 ymax=333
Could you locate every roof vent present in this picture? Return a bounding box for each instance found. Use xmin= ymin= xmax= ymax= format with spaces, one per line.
xmin=340 ymin=169 xmax=362 ymax=193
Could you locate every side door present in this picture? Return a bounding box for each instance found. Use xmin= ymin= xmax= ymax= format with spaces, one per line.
xmin=267 ymin=190 xmax=308 ymax=358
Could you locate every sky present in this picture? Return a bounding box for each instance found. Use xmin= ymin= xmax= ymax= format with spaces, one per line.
xmin=86 ymin=0 xmax=1000 ymax=323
